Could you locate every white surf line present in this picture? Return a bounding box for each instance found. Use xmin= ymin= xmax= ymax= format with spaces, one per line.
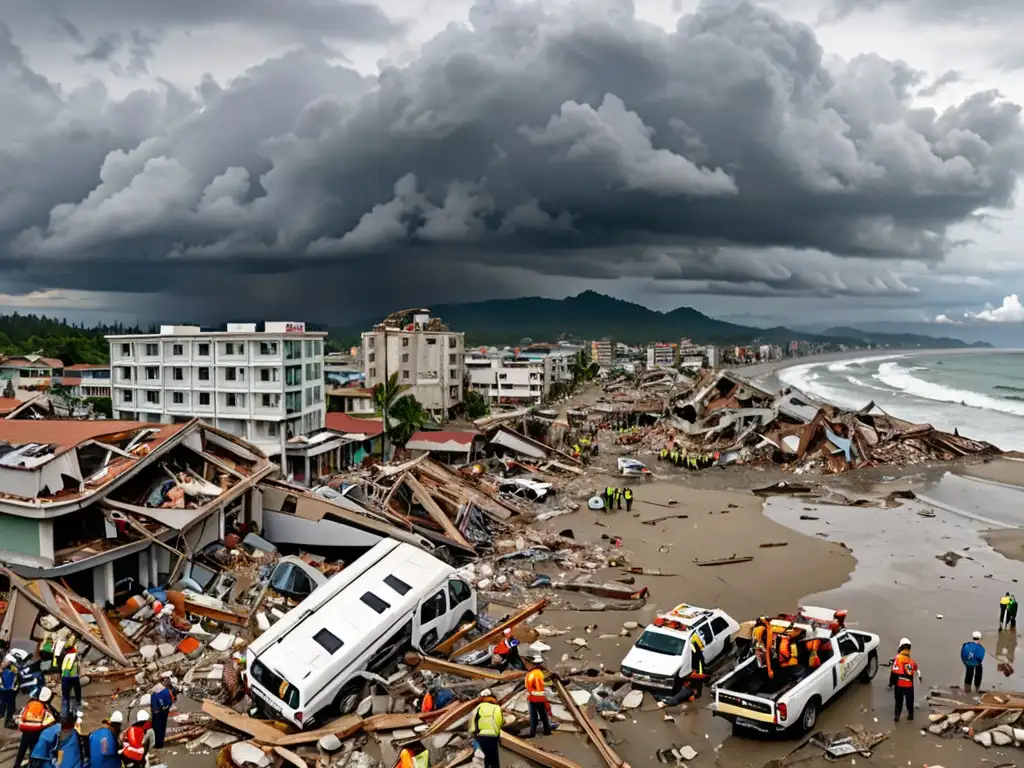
xmin=913 ymin=492 xmax=1019 ymax=530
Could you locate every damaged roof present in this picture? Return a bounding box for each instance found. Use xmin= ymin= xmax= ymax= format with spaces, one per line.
xmin=406 ymin=431 xmax=479 ymax=452
xmin=0 ymin=420 xmax=184 ymax=463
xmin=325 ymin=412 xmax=385 ymax=438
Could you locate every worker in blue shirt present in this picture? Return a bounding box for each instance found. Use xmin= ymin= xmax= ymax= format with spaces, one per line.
xmin=87 ymin=711 xmax=122 ymax=768
xmin=961 ymin=630 xmax=986 ymax=691
xmin=52 ymin=713 xmax=86 ymax=768
xmin=1 ymin=653 xmax=22 ymax=728
xmin=149 ymin=682 xmax=176 ymax=748
xmin=30 ymin=720 xmax=62 ymax=768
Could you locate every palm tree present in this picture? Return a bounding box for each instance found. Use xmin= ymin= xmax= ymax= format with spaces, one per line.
xmin=372 ymin=372 xmax=410 ymax=456
xmin=388 ymin=395 xmax=430 ymax=445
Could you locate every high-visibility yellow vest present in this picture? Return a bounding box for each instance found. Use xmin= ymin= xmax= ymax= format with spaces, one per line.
xmin=470 ymin=702 xmax=504 ymax=737
xmin=61 ymin=654 xmax=79 ymax=678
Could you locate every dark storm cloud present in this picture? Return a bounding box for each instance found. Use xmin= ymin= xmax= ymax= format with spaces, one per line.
xmin=74 ymin=33 xmax=122 ymax=63
xmin=2 ymin=0 xmax=1024 ymax=318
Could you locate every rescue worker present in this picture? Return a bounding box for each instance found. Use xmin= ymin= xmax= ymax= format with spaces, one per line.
xmin=87 ymin=711 xmax=123 ymax=768
xmin=961 ymin=631 xmax=985 ymax=692
xmin=604 ymin=486 xmax=614 ymax=510
xmin=419 ymin=689 xmax=435 ymax=714
xmin=614 ymin=487 xmax=622 ymax=511
xmin=623 ymin=487 xmax=633 ymax=512
xmin=659 ymin=447 xmax=668 ymax=462
xmin=469 ymin=696 xmax=504 ymax=768
xmin=397 ymin=744 xmax=429 ymax=768
xmin=493 ymin=629 xmax=522 ymax=671
xmin=889 ymin=638 xmax=921 ymax=723
xmin=775 ymin=634 xmax=800 ymax=674
xmin=1009 ymin=595 xmax=1019 ymax=630
xmin=688 ymin=633 xmax=708 ymax=698
xmin=669 ymin=448 xmax=679 ymax=466
xmin=120 ymin=710 xmax=154 ymax=768
xmin=806 ymin=638 xmax=825 ymax=669
xmin=41 ymin=713 xmax=85 ymax=768
xmin=1000 ymin=592 xmax=1012 ymax=629
xmin=1 ymin=653 xmax=21 ymax=728
xmin=524 ymin=666 xmax=551 ymax=738
xmin=149 ymin=680 xmax=176 ymax=748
xmin=29 ymin=718 xmax=61 ymax=768
xmin=59 ymin=644 xmax=81 ymax=718
xmin=13 ymin=687 xmax=57 ymax=768
xmin=750 ymin=617 xmax=774 ymax=679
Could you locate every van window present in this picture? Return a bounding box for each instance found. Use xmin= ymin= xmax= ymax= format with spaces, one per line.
xmin=698 ymin=624 xmax=713 ymax=645
xmin=710 ymin=617 xmax=729 ymax=635
xmin=384 ymin=575 xmax=413 ymax=596
xmin=448 ymin=579 xmax=472 ymax=608
xmin=838 ymin=635 xmax=859 ymax=656
xmin=420 ymin=590 xmax=447 ymax=623
xmin=313 ymin=629 xmax=344 ymax=654
xmin=361 ymin=592 xmax=391 ymax=614
xmin=366 ymin=620 xmax=413 ymax=674
xmin=250 ymin=660 xmax=300 ymax=709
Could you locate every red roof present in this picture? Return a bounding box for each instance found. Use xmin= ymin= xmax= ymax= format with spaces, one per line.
xmin=407 ymin=430 xmax=478 ymax=447
xmin=0 ymin=420 xmax=185 ymax=453
xmin=0 ymin=398 xmax=21 ymax=415
xmin=60 ymin=377 xmax=83 ymax=386
xmin=325 ymin=412 xmax=384 ymax=437
xmin=64 ymin=364 xmax=110 ymax=371
xmin=1 ymin=356 xmax=63 ymax=369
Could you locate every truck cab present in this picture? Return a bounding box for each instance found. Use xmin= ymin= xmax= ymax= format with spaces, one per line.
xmin=620 ymin=604 xmax=740 ymax=692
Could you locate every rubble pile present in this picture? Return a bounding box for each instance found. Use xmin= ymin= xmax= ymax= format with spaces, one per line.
xmin=926 ymin=690 xmax=1024 ymax=750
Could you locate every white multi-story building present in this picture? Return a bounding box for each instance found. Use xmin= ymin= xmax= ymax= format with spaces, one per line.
xmin=361 ymin=310 xmax=465 ymax=417
xmin=590 ymin=339 xmax=615 ymax=367
xmin=466 ymin=356 xmax=553 ymax=405
xmin=679 ymin=339 xmax=719 ymax=370
xmin=646 ymin=343 xmax=676 ymax=369
xmin=107 ymin=322 xmax=326 ymax=458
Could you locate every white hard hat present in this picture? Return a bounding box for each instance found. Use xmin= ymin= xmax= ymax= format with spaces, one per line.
xmin=109 ymin=711 xmax=124 ymax=724
xmin=973 ymin=631 xmax=982 ymax=640
xmin=899 ymin=637 xmax=911 ymax=647
xmin=136 ymin=710 xmax=150 ymax=723
xmin=503 ymin=628 xmax=512 ymax=636
xmin=3 ymin=654 xmax=14 ymax=665
xmin=138 ymin=694 xmax=151 ymax=708
xmin=39 ymin=687 xmax=53 ymax=703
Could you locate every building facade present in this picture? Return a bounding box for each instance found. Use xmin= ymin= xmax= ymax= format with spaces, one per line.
xmin=0 ymin=355 xmax=64 ymax=392
xmin=361 ymin=310 xmax=465 ymax=417
xmin=58 ymin=364 xmax=112 ymax=398
xmin=466 ymin=356 xmax=553 ymax=405
xmin=646 ymin=342 xmax=676 ymax=369
xmin=590 ymin=339 xmax=615 ymax=367
xmin=107 ymin=322 xmax=326 ymax=458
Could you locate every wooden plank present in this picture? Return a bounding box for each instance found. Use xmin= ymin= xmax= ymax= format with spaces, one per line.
xmin=694 ymin=555 xmax=753 ymax=567
xmin=406 ymin=654 xmax=527 ymax=682
xmin=362 ymin=713 xmax=425 ymax=732
xmin=404 ymin=474 xmax=474 ymax=551
xmin=202 ymin=700 xmax=289 ymax=744
xmin=500 ymin=733 xmax=584 ymax=768
xmin=274 ymin=714 xmax=363 ymax=746
xmin=396 ymin=698 xmax=483 ymax=747
xmin=273 ymin=746 xmax=309 ymax=768
xmin=436 ymin=747 xmax=474 ymax=768
xmin=449 ymin=599 xmax=548 ymax=659
xmin=433 ymin=620 xmax=477 ymax=657
xmin=552 ymin=678 xmax=625 ymax=768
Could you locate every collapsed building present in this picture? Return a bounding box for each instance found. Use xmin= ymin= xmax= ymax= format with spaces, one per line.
xmin=666 ymin=370 xmax=1000 ymax=473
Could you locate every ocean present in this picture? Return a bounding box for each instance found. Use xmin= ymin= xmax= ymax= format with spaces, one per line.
xmin=771 ymin=350 xmax=1024 ymax=451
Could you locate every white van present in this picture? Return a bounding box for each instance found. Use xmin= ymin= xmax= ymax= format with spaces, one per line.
xmin=245 ymin=539 xmax=477 ymax=728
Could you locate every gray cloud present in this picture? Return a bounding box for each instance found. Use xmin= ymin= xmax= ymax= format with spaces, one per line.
xmin=1 ymin=0 xmax=1024 ymax=320
xmin=918 ymin=69 xmax=963 ymax=97
xmin=820 ymin=0 xmax=1024 ymax=24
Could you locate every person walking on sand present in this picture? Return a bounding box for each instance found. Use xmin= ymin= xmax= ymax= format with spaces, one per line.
xmin=961 ymin=631 xmax=985 ymax=692
xmin=1000 ymin=593 xmax=1011 ymax=629
xmin=889 ymin=638 xmax=921 ymax=723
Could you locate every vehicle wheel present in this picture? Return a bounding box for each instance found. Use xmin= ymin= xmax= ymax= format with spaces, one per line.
xmin=859 ymin=652 xmax=879 ymax=682
xmin=460 ymin=611 xmax=476 ymax=626
xmin=798 ymin=698 xmax=820 ymax=734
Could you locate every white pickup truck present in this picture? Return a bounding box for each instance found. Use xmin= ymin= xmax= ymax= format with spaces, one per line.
xmin=620 ymin=604 xmax=740 ymax=694
xmin=710 ymin=606 xmax=880 ymax=736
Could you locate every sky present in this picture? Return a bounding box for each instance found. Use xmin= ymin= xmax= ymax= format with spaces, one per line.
xmin=1 ymin=0 xmax=1024 ymax=333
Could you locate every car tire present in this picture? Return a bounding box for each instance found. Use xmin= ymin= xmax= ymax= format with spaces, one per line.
xmin=797 ymin=698 xmax=820 ymax=735
xmin=859 ymin=651 xmax=879 ymax=682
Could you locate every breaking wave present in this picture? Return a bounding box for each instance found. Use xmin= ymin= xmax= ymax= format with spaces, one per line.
xmin=874 ymin=362 xmax=1024 ymax=417
xmin=995 ymin=385 xmax=1024 ymax=393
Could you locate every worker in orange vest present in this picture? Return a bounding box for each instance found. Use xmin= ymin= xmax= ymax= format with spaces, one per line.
xmin=419 ymin=689 xmax=434 ymax=714
xmin=525 ymin=666 xmax=552 ymax=737
xmin=493 ymin=629 xmax=522 ymax=671
xmin=397 ymin=744 xmax=429 ymax=768
xmin=13 ymin=686 xmax=57 ymax=768
xmin=889 ymin=638 xmax=921 ymax=723
xmin=119 ymin=710 xmax=154 ymax=768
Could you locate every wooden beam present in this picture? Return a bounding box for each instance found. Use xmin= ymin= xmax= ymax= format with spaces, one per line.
xmin=501 ymin=733 xmax=584 ymax=768
xmin=404 ymin=474 xmax=474 ymax=551
xmin=404 ymin=653 xmax=526 ymax=683
xmin=449 ymin=599 xmax=548 ymax=658
xmin=433 ymin=620 xmax=477 ymax=657
xmin=552 ymin=678 xmax=625 ymax=768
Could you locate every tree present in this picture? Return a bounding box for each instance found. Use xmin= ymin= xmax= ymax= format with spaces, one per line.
xmin=463 ymin=390 xmax=489 ymax=420
xmin=388 ymin=395 xmax=430 ymax=445
xmin=85 ymin=396 xmax=113 ymax=418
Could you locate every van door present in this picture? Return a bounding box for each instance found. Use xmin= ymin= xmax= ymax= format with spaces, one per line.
xmin=705 ymin=615 xmax=731 ymax=662
xmin=447 ymin=578 xmax=474 ymax=625
xmin=415 ymin=589 xmax=449 ymax=650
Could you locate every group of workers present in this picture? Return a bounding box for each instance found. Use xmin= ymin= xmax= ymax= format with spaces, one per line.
xmin=1000 ymin=593 xmax=1019 ymax=630
xmin=658 ymin=446 xmax=719 ymax=470
xmin=569 ymin=435 xmax=596 ymax=462
xmin=602 ymin=486 xmax=634 ymax=511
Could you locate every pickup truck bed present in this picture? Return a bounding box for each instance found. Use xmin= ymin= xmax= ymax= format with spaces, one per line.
xmin=719 ymin=661 xmax=813 ymax=701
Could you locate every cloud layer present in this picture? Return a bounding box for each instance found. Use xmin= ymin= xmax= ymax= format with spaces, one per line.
xmin=1 ymin=0 xmax=1024 ymax=319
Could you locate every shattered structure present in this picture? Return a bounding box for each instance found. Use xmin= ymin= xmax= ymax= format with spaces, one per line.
xmin=665 ymin=370 xmax=1000 ymax=473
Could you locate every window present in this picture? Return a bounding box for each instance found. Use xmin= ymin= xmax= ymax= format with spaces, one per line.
xmin=401 ymin=353 xmax=409 ymax=363
xmin=120 ymin=343 xmax=131 ymax=357
xmin=145 ymin=390 xmax=159 ymax=405
xmin=145 ymin=343 xmax=158 ymax=356
xmin=260 ymin=341 xmax=279 ymax=355
xmin=369 ymin=367 xmax=376 ymax=378
xmin=262 ymin=393 xmax=275 ymax=407
xmin=313 ymin=386 xmax=321 ymax=403
xmin=838 ymin=636 xmax=859 ymax=657
xmin=368 ymin=353 xmax=375 ymax=363
xmin=697 ymin=623 xmax=713 ymax=645
xmin=268 ymin=422 xmax=279 ymax=437
xmin=197 ymin=343 xmax=210 ymax=356
xmin=305 ymin=389 xmax=312 ymax=407
xmin=285 ymin=366 xmax=302 ymax=386
xmin=284 ymin=340 xmax=302 ymax=360
xmin=226 ymin=393 xmax=238 ymax=407
xmin=199 ymin=392 xmax=210 ymax=406
xmin=145 ymin=366 xmax=158 ymax=380
xmin=384 ymin=575 xmax=412 ymax=596
xmin=260 ymin=368 xmax=271 ymax=382
xmin=312 ymin=628 xmax=344 ymax=654
xmin=123 ymin=390 xmax=133 ymax=403
xmin=225 ymin=368 xmax=237 ymax=381
xmin=119 ymin=368 xmax=132 ymax=382
xmin=449 ymin=337 xmax=456 ymax=348
xmin=402 ymin=337 xmax=409 ymax=347
xmin=238 ymin=367 xmax=245 ymax=380
xmin=634 ymin=629 xmax=686 ymax=656
xmin=402 ymin=370 xmax=410 ymax=379
xmin=368 ymin=337 xmax=375 ymax=348
xmin=420 ymin=591 xmax=447 ymax=623
xmin=449 ymin=369 xmax=457 ymax=380
xmin=172 ymin=367 xmax=184 ymax=381
xmin=305 ymin=340 xmax=314 ymax=357
xmin=285 ymin=391 xmax=302 ymax=413
xmin=198 ymin=367 xmax=210 ymax=381
xmin=249 ymin=660 xmax=299 ymax=710
xmin=224 ymin=342 xmax=236 ymax=355
xmin=710 ymin=617 xmax=730 ymax=635
xmin=172 ymin=343 xmax=183 ymax=356
xmin=449 ymin=354 xmax=456 ymax=364
xmin=315 ymin=340 xmax=322 ymax=355
xmin=306 ymin=363 xmax=315 ymax=379
xmin=447 ymin=579 xmax=472 ymax=608
xmin=360 ymin=592 xmax=391 ymax=614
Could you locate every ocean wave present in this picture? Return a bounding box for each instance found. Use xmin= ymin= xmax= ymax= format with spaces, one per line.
xmin=1002 ymin=395 xmax=1024 ymax=403
xmin=825 ymin=352 xmax=906 ymax=373
xmin=875 ymin=362 xmax=1024 ymax=417
xmin=845 ymin=375 xmax=890 ymax=392
xmin=995 ymin=385 xmax=1024 ymax=394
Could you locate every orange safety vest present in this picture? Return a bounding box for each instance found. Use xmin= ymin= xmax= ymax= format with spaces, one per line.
xmin=891 ymin=654 xmax=917 ymax=688
xmin=807 ymin=640 xmax=822 ymax=668
xmin=399 ymin=749 xmax=414 ymax=768
xmin=777 ymin=636 xmax=799 ymax=667
xmin=122 ymin=725 xmax=147 ymax=761
xmin=525 ymin=669 xmax=546 ymax=703
xmin=18 ymin=699 xmax=51 ymax=733
xmin=420 ymin=692 xmax=434 ymax=713
xmin=494 ymin=639 xmax=511 ymax=656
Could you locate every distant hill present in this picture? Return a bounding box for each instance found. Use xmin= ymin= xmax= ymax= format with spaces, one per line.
xmin=823 ymin=326 xmax=992 ymax=350
xmin=332 ymin=291 xmax=989 ymax=349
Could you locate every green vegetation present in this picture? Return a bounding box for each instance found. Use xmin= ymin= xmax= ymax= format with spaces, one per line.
xmin=371 ymin=372 xmax=430 ymax=446
xmin=0 ymin=313 xmax=142 ymax=365
xmin=462 ymin=390 xmax=490 ymax=420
